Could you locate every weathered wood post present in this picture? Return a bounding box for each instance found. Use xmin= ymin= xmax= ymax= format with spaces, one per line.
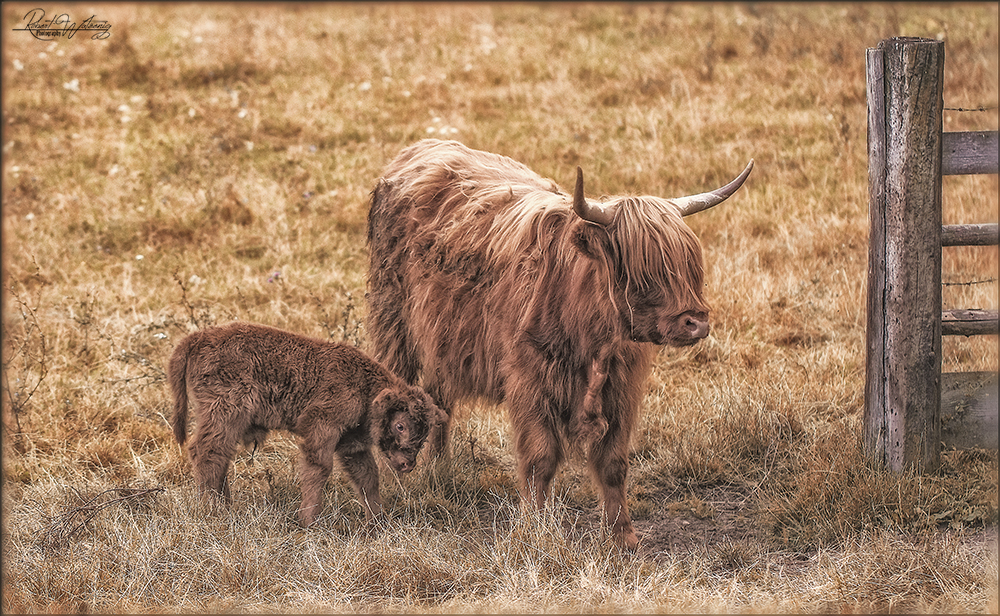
xmin=864 ymin=37 xmax=945 ymax=473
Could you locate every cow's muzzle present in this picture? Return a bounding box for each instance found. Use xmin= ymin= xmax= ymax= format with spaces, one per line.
xmin=655 ymin=311 xmax=710 ymax=346
xmin=683 ymin=314 xmax=710 ymax=340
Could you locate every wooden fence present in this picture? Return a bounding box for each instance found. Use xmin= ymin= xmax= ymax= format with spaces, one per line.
xmin=864 ymin=37 xmax=999 ymax=473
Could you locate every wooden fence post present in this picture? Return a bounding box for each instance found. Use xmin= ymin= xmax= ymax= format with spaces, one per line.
xmin=864 ymin=38 xmax=945 ymax=473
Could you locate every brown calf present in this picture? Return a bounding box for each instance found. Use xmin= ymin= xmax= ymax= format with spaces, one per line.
xmin=168 ymin=322 xmax=445 ymax=527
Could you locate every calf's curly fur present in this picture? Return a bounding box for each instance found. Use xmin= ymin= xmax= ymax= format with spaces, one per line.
xmin=168 ymin=322 xmax=445 ymax=527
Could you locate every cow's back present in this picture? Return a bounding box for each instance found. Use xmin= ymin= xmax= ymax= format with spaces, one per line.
xmin=367 ymin=140 xmax=568 ymax=405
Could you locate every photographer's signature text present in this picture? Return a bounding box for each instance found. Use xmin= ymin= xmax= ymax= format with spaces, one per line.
xmin=13 ymin=8 xmax=111 ymax=40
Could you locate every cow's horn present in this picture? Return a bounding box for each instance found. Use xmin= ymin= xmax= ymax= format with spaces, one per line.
xmin=573 ymin=167 xmax=615 ymax=226
xmin=671 ymin=159 xmax=754 ymax=216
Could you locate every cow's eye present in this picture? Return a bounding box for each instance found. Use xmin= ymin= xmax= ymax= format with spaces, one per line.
xmin=633 ymin=287 xmax=664 ymax=306
xmin=395 ymin=422 xmax=406 ymax=434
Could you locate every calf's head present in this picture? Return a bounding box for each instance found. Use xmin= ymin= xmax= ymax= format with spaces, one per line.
xmin=373 ymin=386 xmax=446 ymax=473
xmin=570 ymin=161 xmax=752 ymax=347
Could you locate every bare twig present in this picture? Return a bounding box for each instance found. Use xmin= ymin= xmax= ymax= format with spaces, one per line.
xmin=39 ymin=487 xmax=165 ymax=550
xmin=309 ymin=289 xmax=362 ymax=345
xmin=308 ymin=288 xmax=339 ymax=340
xmin=105 ymin=349 xmax=166 ymax=386
xmin=1 ymin=270 xmax=49 ymax=447
xmin=172 ymin=270 xmax=201 ymax=329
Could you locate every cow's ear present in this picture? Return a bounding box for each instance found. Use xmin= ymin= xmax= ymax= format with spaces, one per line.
xmin=572 ymin=223 xmax=610 ymax=261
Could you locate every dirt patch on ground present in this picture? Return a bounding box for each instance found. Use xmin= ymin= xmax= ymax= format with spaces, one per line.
xmin=557 ymin=483 xmax=776 ymax=557
xmin=635 ymin=485 xmax=767 ymax=559
xmin=565 ymin=482 xmax=997 ymax=570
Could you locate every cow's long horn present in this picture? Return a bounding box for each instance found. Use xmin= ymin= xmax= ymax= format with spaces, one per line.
xmin=573 ymin=167 xmax=615 ymax=226
xmin=671 ymin=159 xmax=754 ymax=216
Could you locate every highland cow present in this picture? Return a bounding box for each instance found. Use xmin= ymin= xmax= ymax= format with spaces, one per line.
xmin=168 ymin=322 xmax=446 ymax=527
xmin=367 ymin=139 xmax=752 ymax=549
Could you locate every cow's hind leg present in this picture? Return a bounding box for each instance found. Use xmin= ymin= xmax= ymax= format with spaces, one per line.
xmin=366 ymin=180 xmax=421 ymax=384
xmin=365 ymin=261 xmax=420 ymax=389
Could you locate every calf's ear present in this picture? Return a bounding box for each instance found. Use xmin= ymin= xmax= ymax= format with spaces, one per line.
xmin=418 ymin=391 xmax=448 ymax=426
xmin=372 ymin=389 xmax=398 ymax=417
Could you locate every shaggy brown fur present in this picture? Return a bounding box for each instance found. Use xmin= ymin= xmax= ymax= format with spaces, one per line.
xmin=168 ymin=322 xmax=446 ymax=527
xmin=367 ymin=140 xmax=749 ymax=550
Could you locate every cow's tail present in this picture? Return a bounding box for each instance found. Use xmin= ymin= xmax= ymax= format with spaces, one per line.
xmin=367 ymin=178 xmax=385 ymax=247
xmin=167 ymin=332 xmax=197 ymax=445
xmin=366 ymin=178 xmax=421 ymax=385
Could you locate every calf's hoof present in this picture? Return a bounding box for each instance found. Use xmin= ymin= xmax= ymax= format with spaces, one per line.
xmin=297 ymin=507 xmax=319 ymax=528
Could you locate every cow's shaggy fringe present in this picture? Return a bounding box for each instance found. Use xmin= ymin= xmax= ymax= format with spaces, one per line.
xmin=380 ymin=139 xmax=708 ymax=316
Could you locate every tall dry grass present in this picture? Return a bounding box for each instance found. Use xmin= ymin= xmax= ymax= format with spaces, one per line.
xmin=3 ymin=3 xmax=997 ymax=613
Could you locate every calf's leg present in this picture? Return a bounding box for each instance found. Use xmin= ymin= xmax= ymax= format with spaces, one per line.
xmin=297 ymin=429 xmax=341 ymax=527
xmin=187 ymin=403 xmax=238 ymax=502
xmin=336 ymin=447 xmax=384 ymax=524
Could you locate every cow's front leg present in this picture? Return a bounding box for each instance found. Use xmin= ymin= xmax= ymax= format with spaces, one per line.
xmin=511 ymin=403 xmax=563 ymax=509
xmin=587 ymin=425 xmax=639 ymax=551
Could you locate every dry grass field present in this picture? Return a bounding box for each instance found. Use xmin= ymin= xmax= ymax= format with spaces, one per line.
xmin=2 ymin=3 xmax=997 ymax=613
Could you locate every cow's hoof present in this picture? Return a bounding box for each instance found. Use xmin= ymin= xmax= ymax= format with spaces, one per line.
xmin=621 ymin=531 xmax=640 ymax=552
xmin=609 ymin=526 xmax=640 ymax=552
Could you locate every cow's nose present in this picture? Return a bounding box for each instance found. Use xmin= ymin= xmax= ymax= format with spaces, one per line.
xmin=684 ymin=315 xmax=710 ymax=339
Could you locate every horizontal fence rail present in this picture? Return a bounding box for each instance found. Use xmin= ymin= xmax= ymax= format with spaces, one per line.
xmin=941 ymin=223 xmax=999 ymax=246
xmin=941 ymin=222 xmax=999 ymax=338
xmin=942 ymin=309 xmax=1000 ymax=337
xmin=942 ymin=130 xmax=999 ymax=175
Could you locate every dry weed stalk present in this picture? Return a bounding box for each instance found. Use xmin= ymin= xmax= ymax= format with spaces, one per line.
xmin=2 ymin=272 xmax=49 ymax=451
xmin=38 ymin=486 xmax=165 ymax=551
